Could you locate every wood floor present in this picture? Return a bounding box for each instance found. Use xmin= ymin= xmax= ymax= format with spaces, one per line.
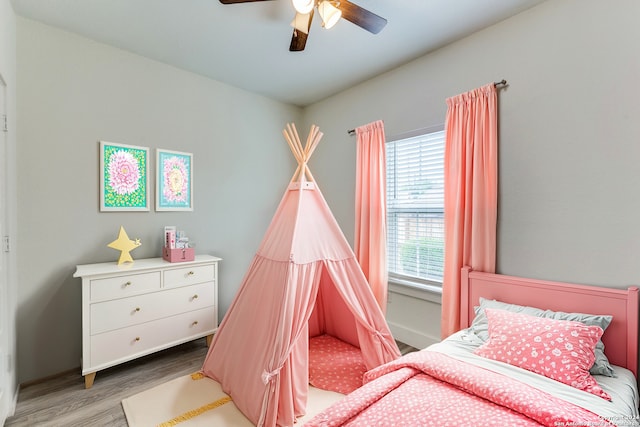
xmin=5 ymin=338 xmax=417 ymax=427
xmin=5 ymin=339 xmax=210 ymax=427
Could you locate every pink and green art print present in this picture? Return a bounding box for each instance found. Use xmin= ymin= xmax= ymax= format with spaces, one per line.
xmin=100 ymin=141 xmax=149 ymax=211
xmin=156 ymin=149 xmax=193 ymax=211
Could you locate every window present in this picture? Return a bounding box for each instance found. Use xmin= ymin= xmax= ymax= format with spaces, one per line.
xmin=386 ymin=128 xmax=445 ymax=289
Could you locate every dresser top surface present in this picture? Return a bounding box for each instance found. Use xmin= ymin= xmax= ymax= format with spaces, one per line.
xmin=73 ymin=255 xmax=222 ymax=278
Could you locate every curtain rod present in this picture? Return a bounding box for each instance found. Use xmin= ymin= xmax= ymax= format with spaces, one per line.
xmin=347 ymin=79 xmax=508 ymax=136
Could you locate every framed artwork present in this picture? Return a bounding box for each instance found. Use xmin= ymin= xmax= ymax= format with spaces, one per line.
xmin=156 ymin=149 xmax=193 ymax=211
xmin=100 ymin=141 xmax=150 ymax=211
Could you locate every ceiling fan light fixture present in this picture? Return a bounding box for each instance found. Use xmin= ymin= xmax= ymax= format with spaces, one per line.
xmin=318 ymin=1 xmax=341 ymax=29
xmin=292 ymin=0 xmax=314 ymax=15
xmin=290 ymin=12 xmax=311 ymax=34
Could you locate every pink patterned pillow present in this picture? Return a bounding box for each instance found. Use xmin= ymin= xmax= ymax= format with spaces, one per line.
xmin=475 ymin=308 xmax=611 ymax=400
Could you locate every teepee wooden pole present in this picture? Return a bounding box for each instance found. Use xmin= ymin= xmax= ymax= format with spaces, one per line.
xmin=299 ymin=125 xmax=313 ymax=182
xmin=305 ymin=165 xmax=316 ymax=183
xmin=304 ymin=125 xmax=318 ymax=154
xmin=283 ymin=123 xmax=324 ymax=184
xmin=303 ymin=126 xmax=322 ymax=182
xmin=284 ymin=126 xmax=302 ymax=162
xmin=304 ymin=128 xmax=315 ymax=158
xmin=289 ymin=124 xmax=305 ymax=161
xmin=283 ymin=130 xmax=300 ymax=163
xmin=284 ymin=123 xmax=307 ymax=183
xmin=283 ymin=135 xmax=301 ymax=182
xmin=306 ymin=128 xmax=323 ymax=160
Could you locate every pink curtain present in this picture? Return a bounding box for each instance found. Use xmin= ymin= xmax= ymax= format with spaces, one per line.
xmin=441 ymin=84 xmax=498 ymax=338
xmin=355 ymin=120 xmax=388 ymax=313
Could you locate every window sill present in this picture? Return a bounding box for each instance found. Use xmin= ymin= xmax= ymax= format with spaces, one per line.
xmin=388 ymin=278 xmax=442 ymax=304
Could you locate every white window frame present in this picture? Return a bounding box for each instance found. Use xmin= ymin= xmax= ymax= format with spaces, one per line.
xmin=386 ymin=125 xmax=445 ymax=293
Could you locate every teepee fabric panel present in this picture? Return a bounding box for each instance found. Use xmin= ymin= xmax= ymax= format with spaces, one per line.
xmin=202 ymin=258 xmax=323 ymax=426
xmin=324 ymin=259 xmax=400 ymax=369
xmin=308 ymin=267 xmax=360 ymax=347
xmin=258 ymin=184 xmax=354 ymax=264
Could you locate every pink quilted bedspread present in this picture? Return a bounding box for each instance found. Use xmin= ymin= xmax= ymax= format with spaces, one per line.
xmin=304 ymin=350 xmax=615 ymax=427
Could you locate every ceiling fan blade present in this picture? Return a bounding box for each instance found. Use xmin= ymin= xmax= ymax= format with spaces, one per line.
xmin=290 ymin=30 xmax=309 ymax=52
xmin=219 ymin=0 xmax=273 ymax=4
xmin=289 ymin=10 xmax=314 ymax=52
xmin=338 ymin=0 xmax=387 ymax=34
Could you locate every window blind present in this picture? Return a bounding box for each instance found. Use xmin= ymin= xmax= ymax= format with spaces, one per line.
xmin=386 ymin=130 xmax=445 ymax=285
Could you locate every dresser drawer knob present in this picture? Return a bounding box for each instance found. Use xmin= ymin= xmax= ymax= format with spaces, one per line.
xmin=134 ymin=307 xmax=141 ymax=312
xmin=134 ymin=337 xmax=141 ymax=342
xmin=187 ymin=271 xmax=195 ymax=277
xmin=123 ymin=281 xmax=132 ymax=287
xmin=192 ymin=294 xmax=199 ymax=300
xmin=192 ymin=321 xmax=199 ymax=326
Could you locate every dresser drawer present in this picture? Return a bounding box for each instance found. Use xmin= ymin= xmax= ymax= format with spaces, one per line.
xmin=90 ymin=271 xmax=161 ymax=302
xmin=90 ymin=282 xmax=215 ymax=335
xmin=164 ymin=264 xmax=215 ymax=288
xmin=89 ymin=307 xmax=216 ymax=368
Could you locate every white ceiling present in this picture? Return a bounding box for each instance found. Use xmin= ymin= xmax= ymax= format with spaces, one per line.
xmin=11 ymin=0 xmax=546 ymax=107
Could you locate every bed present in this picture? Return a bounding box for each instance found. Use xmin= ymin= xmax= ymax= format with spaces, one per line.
xmin=304 ymin=267 xmax=640 ymax=427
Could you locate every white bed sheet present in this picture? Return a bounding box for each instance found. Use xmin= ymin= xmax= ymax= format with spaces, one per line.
xmin=432 ymin=330 xmax=640 ymax=426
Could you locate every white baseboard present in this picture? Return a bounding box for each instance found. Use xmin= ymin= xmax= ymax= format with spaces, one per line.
xmin=10 ymin=383 xmax=18 ymax=416
xmin=2 ymin=382 xmax=19 ymax=422
xmin=388 ymin=320 xmax=439 ymax=350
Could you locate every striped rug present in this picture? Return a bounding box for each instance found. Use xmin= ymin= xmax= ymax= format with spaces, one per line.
xmin=121 ymin=372 xmax=343 ymax=427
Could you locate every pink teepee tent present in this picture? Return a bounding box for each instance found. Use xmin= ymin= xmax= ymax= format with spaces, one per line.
xmin=201 ymin=124 xmax=401 ymax=427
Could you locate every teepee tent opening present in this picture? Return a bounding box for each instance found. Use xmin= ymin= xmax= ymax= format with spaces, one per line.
xmin=201 ymin=124 xmax=401 ymax=427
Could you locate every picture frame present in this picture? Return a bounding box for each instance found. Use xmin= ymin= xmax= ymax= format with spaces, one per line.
xmin=156 ymin=149 xmax=193 ymax=211
xmin=100 ymin=141 xmax=150 ymax=211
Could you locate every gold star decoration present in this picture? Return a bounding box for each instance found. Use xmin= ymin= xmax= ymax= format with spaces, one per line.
xmin=107 ymin=226 xmax=142 ymax=265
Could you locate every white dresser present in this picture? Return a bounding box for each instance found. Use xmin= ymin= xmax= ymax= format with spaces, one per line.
xmin=73 ymin=255 xmax=221 ymax=388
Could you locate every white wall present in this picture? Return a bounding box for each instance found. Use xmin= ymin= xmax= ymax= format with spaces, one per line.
xmin=305 ymin=0 xmax=640 ymax=347
xmin=0 ymin=0 xmax=18 ymax=421
xmin=15 ymin=17 xmax=302 ymax=383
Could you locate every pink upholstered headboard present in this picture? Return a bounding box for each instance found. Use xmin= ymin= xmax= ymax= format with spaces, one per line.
xmin=460 ymin=266 xmax=639 ymax=378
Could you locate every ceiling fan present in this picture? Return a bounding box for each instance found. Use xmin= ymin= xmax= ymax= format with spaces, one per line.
xmin=218 ymin=0 xmax=387 ymax=52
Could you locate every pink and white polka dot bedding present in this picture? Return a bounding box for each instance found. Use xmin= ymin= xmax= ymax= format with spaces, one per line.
xmin=304 ymin=350 xmax=615 ymax=427
xmin=309 ymin=334 xmax=367 ymax=394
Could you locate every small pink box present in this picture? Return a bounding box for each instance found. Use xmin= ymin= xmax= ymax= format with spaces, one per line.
xmin=162 ymin=247 xmax=195 ymax=263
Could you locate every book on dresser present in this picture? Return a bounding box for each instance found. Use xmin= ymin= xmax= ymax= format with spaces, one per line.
xmin=73 ymin=254 xmax=221 ymax=388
